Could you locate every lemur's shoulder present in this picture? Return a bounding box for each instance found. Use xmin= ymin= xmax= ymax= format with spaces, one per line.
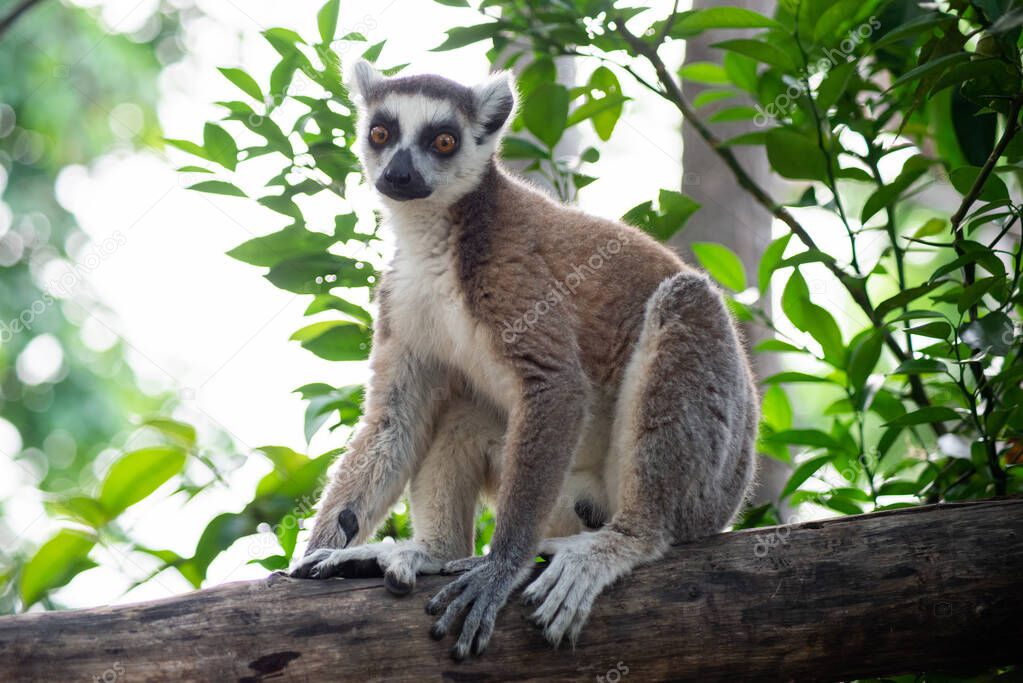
xmin=457 ymin=162 xmax=688 ymax=283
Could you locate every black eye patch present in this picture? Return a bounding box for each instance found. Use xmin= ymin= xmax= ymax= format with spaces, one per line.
xmin=418 ymin=118 xmax=462 ymax=157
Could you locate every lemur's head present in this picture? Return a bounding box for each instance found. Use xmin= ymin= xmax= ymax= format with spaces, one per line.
xmin=347 ymin=60 xmax=516 ymax=207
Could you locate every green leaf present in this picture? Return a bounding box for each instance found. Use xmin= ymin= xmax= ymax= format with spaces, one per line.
xmin=960 ymin=311 xmax=1014 ymax=356
xmin=99 ymin=446 xmax=187 ymax=516
xmin=691 ymin=242 xmax=747 ymax=291
xmin=164 ymin=137 xmax=210 ymax=160
xmin=781 ymin=454 xmax=834 ymax=499
xmin=876 ymin=281 xmax=946 ymax=318
xmin=885 ymin=406 xmax=960 ymax=427
xmin=781 ymin=270 xmax=844 ymax=364
xmin=766 ymin=128 xmax=828 ymax=181
xmin=203 ymin=123 xmax=238 ymax=171
xmin=860 ymin=156 xmax=930 ymax=223
xmin=889 ymin=52 xmax=971 ymax=91
xmin=291 ymin=321 xmax=372 ymax=361
xmin=679 ymin=62 xmax=730 ymax=85
xmin=523 ymin=83 xmax=569 ymax=148
xmin=847 ymin=330 xmax=883 ymax=391
xmin=949 ymin=166 xmax=1010 ymax=202
xmin=227 ymin=225 xmax=336 ymax=268
xmin=766 ymin=429 xmax=843 ymax=451
xmin=693 ymin=89 xmax=740 ymax=109
xmin=891 ymin=358 xmax=948 ymax=375
xmin=143 ymin=417 xmax=197 ymax=448
xmin=754 ymin=339 xmax=804 ymax=354
xmin=582 ymin=66 xmax=624 ymax=141
xmin=305 ymin=294 xmax=373 ymax=326
xmin=712 ymin=39 xmax=796 ymax=70
xmin=432 ymin=22 xmax=502 ymax=51
xmin=265 ymin=253 xmax=375 ymax=294
xmin=669 ymin=7 xmax=782 ymax=38
xmin=20 ymin=529 xmax=97 ymax=607
xmin=188 ymin=180 xmax=247 ymax=197
xmin=218 ymin=67 xmax=264 ymax=102
xmin=622 ymin=190 xmax=701 ymax=242
xmin=912 ymin=218 xmax=947 ymax=238
xmin=761 ymin=384 xmax=792 ymax=430
xmin=362 ymin=41 xmax=387 ymax=64
xmin=764 ymin=370 xmax=840 ymax=384
xmin=317 ymin=0 xmax=340 ymax=43
xmin=758 ymin=234 xmax=792 ymax=293
xmin=500 ymin=136 xmax=550 ymax=160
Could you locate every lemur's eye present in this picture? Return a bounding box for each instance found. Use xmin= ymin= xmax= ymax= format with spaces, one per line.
xmin=432 ymin=132 xmax=457 ymax=155
xmin=369 ymin=125 xmax=389 ymax=146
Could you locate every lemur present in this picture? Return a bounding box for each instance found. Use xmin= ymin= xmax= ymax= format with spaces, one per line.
xmin=291 ymin=60 xmax=758 ymax=660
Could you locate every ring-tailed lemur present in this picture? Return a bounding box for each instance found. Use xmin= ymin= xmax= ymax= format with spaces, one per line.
xmin=290 ymin=60 xmax=758 ymax=660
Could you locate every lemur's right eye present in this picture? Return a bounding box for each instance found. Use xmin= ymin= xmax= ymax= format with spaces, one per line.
xmin=369 ymin=125 xmax=389 ymax=146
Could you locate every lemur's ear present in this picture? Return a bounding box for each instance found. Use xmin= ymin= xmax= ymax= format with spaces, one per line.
xmin=348 ymin=59 xmax=383 ymax=100
xmin=472 ymin=71 xmax=517 ymax=136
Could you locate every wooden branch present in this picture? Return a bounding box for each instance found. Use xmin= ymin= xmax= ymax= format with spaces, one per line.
xmin=2 ymin=499 xmax=1020 ymax=681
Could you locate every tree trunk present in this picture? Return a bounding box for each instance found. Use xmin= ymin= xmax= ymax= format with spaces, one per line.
xmin=2 ymin=499 xmax=1020 ymax=682
xmin=672 ymin=0 xmax=789 ymax=509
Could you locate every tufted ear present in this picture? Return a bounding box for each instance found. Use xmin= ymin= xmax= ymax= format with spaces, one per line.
xmin=472 ymin=71 xmax=517 ymax=137
xmin=348 ymin=59 xmax=383 ymax=101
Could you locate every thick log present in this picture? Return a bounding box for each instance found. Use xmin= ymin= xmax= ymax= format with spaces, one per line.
xmin=1 ymin=499 xmax=1020 ymax=682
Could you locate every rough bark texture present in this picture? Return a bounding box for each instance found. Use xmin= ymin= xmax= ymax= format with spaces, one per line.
xmin=673 ymin=0 xmax=791 ymax=509
xmin=2 ymin=499 xmax=1020 ymax=682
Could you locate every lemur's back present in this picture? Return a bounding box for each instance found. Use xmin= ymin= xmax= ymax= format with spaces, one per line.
xmin=454 ymin=162 xmax=691 ymax=389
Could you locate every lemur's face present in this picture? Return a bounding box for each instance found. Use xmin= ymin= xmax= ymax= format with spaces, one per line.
xmin=348 ymin=61 xmax=516 ymax=207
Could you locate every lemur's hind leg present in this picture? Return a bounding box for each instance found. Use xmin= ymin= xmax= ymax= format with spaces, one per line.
xmin=524 ymin=272 xmax=758 ymax=645
xmin=293 ymin=399 xmax=504 ymax=594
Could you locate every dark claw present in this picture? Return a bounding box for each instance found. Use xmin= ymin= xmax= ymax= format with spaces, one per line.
xmin=450 ymin=644 xmax=467 ymax=662
xmin=429 ymin=623 xmax=446 ymax=640
xmin=385 ymin=573 xmax=413 ymax=596
xmin=337 ymin=509 xmax=359 ymax=547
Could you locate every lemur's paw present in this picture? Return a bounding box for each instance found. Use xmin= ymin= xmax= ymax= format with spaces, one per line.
xmin=290 ymin=546 xmax=383 ymax=580
xmin=522 ymin=536 xmax=610 ymax=647
xmin=426 ymin=557 xmax=531 ymax=661
xmin=441 ymin=555 xmax=486 ymax=575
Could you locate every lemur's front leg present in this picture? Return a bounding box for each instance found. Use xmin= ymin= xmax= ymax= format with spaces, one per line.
xmin=426 ymin=365 xmax=587 ymax=660
xmin=293 ymin=329 xmax=444 ymax=567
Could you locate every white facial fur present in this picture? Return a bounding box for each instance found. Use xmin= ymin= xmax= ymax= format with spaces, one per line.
xmin=346 ymin=61 xmax=515 ymax=209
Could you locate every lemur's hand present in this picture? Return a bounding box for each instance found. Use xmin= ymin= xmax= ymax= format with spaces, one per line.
xmin=425 ymin=554 xmax=531 ymax=660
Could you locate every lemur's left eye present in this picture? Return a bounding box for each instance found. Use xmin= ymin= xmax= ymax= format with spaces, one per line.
xmin=369 ymin=125 xmax=389 ymax=146
xmin=432 ymin=132 xmax=457 ymax=155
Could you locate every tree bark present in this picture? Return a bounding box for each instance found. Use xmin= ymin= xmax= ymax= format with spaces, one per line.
xmin=672 ymin=0 xmax=790 ymax=509
xmin=2 ymin=499 xmax=1020 ymax=681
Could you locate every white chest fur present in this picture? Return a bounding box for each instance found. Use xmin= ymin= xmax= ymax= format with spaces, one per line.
xmin=385 ymin=209 xmax=518 ymax=412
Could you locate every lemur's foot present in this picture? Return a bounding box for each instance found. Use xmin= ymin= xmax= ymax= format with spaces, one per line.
xmin=441 ymin=554 xmax=487 ymax=574
xmin=426 ymin=556 xmax=532 ymax=661
xmin=523 ymin=531 xmax=641 ymax=647
xmin=289 ymin=541 xmax=441 ymax=595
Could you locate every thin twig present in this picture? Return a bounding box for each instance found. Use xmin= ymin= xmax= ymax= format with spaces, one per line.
xmin=0 ymin=0 xmax=47 ymax=40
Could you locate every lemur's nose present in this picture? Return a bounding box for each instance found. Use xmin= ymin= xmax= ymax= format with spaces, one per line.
xmin=383 ymin=148 xmax=414 ymax=186
xmin=384 ymin=166 xmax=411 ymax=186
